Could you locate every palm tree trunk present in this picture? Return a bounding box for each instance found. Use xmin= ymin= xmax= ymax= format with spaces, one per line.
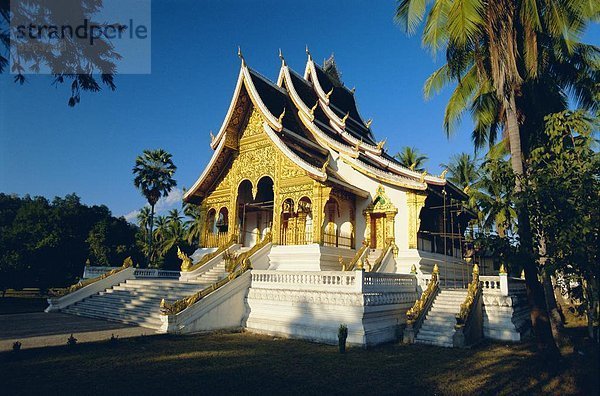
xmin=148 ymin=204 xmax=155 ymax=267
xmin=505 ymin=92 xmax=559 ymax=355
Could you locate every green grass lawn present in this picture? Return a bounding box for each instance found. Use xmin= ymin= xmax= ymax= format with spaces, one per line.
xmin=0 ymin=297 xmax=47 ymax=315
xmin=1 ymin=330 xmax=598 ymax=395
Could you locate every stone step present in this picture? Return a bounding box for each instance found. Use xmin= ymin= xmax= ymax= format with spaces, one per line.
xmin=64 ymin=306 xmax=162 ymax=328
xmin=68 ymin=301 xmax=163 ymax=320
xmin=64 ymin=308 xmax=161 ymax=330
xmin=78 ymin=298 xmax=161 ymax=314
xmin=420 ymin=323 xmax=456 ymax=333
xmin=75 ymin=297 xmax=162 ymax=312
xmin=415 ymin=337 xmax=453 ymax=348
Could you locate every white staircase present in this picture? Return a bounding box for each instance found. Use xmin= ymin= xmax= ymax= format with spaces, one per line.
xmin=63 ymin=260 xmax=231 ymax=330
xmin=415 ymin=289 xmax=467 ymax=347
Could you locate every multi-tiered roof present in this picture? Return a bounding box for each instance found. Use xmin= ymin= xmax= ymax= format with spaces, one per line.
xmin=184 ymin=49 xmax=465 ymax=203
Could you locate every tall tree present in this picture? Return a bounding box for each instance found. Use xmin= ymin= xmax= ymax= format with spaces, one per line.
xmin=394 ymin=146 xmax=428 ymax=171
xmin=132 ymin=149 xmax=177 ymax=265
xmin=396 ymin=0 xmax=598 ymax=354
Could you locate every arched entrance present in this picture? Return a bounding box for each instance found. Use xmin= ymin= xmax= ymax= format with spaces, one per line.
xmin=237 ymin=176 xmax=274 ymax=246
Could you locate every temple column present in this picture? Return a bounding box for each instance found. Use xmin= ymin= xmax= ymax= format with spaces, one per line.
xmin=312 ymin=183 xmax=331 ymax=244
xmin=407 ymin=192 xmax=427 ymax=249
xmin=364 ymin=211 xmax=371 ymax=246
xmin=272 ymin=183 xmax=281 ymax=244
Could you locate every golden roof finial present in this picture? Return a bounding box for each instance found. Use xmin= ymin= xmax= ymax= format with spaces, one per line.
xmin=365 ymin=118 xmax=372 ymax=128
xmin=351 ymin=86 xmax=356 ymax=94
xmin=305 ymin=44 xmax=311 ymax=58
xmin=326 ymin=87 xmax=334 ymax=99
xmin=278 ymin=107 xmax=286 ymax=123
xmin=419 ymin=171 xmax=427 ymax=183
xmin=409 ymin=163 xmax=416 ymax=171
xmin=278 ymin=48 xmax=285 ymax=65
xmin=341 ymin=112 xmax=349 ymax=124
xmin=237 ymin=46 xmax=245 ymax=66
xmin=440 ymin=169 xmax=448 ymax=179
xmin=310 ymin=100 xmax=319 ymax=115
xmin=354 ymin=139 xmax=361 ymax=152
xmin=376 ymin=138 xmax=386 ymax=151
xmin=209 ymin=130 xmax=215 ymax=143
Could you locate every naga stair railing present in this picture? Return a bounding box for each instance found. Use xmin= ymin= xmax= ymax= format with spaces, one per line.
xmin=404 ymin=264 xmax=440 ymax=343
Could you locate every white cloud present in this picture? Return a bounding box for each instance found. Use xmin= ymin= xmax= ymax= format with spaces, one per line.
xmin=124 ymin=209 xmax=140 ymax=223
xmin=122 ymin=187 xmax=184 ymax=224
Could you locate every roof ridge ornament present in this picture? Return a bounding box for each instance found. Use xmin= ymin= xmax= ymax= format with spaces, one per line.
xmin=351 ymin=87 xmax=356 ymax=94
xmin=440 ymin=169 xmax=448 ymax=179
xmin=278 ymin=107 xmax=286 ymax=124
xmin=341 ymin=112 xmax=349 ymax=124
xmin=310 ymin=100 xmax=319 ymax=116
xmin=321 ymin=157 xmax=330 ymax=174
xmin=237 ymin=46 xmax=245 ymax=67
xmin=365 ymin=118 xmax=373 ymax=128
xmin=376 ymin=138 xmax=386 ymax=151
xmin=278 ymin=48 xmax=285 ymax=65
xmin=419 ymin=171 xmax=428 ymax=183
xmin=326 ymin=87 xmax=334 ymax=99
xmin=305 ymin=44 xmax=311 ymax=59
xmin=209 ymin=130 xmax=215 ymax=143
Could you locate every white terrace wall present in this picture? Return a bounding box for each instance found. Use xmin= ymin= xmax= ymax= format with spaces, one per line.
xmin=480 ymin=276 xmax=531 ymax=341
xmin=245 ymin=270 xmax=418 ymax=347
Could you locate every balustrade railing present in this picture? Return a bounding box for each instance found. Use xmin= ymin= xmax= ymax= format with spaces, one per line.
xmin=134 ymin=269 xmax=181 ymax=279
xmin=279 ymin=228 xmax=313 ymax=246
xmin=251 ymin=270 xmax=416 ymax=294
xmin=203 ymin=231 xmax=230 ymax=248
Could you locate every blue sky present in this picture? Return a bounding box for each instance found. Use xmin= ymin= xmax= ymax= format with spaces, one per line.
xmin=1 ymin=0 xmax=598 ymax=221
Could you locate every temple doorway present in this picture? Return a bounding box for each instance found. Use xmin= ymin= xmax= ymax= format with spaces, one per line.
xmin=237 ymin=177 xmax=274 ymax=247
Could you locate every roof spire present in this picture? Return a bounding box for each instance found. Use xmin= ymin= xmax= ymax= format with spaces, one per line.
xmin=278 ymin=48 xmax=285 ymax=65
xmin=305 ymin=44 xmax=311 ymax=59
xmin=326 ymin=87 xmax=334 ymax=99
xmin=237 ymin=46 xmax=245 ymax=66
xmin=365 ymin=119 xmax=373 ymax=128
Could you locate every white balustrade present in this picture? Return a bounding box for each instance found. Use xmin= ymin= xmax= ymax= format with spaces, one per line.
xmin=251 ymin=270 xmax=417 ymax=294
xmin=82 ymin=266 xmax=120 ymax=279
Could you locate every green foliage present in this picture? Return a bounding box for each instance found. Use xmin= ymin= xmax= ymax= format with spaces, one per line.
xmin=12 ymin=341 xmax=22 ymax=352
xmin=0 ymin=193 xmax=142 ymax=291
xmin=524 ymin=110 xmax=599 ymax=334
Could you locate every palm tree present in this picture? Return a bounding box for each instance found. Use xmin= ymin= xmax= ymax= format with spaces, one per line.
xmin=472 ymin=159 xmax=517 ymax=238
xmin=395 ymin=0 xmax=598 ymax=353
xmin=132 ymin=149 xmax=177 ymax=264
xmin=184 ymin=202 xmax=204 ymax=246
xmin=440 ymin=153 xmax=480 ymax=191
xmin=136 ymin=206 xmax=152 ymax=237
xmin=394 ymin=146 xmax=428 ymax=172
xmin=167 ymin=209 xmax=183 ymax=226
xmin=153 ymin=215 xmax=169 ymax=244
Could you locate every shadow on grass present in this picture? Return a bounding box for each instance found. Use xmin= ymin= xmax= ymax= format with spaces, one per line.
xmin=1 ymin=331 xmax=598 ymax=395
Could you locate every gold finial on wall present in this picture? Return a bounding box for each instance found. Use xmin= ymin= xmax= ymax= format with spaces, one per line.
xmin=278 ymin=107 xmax=286 ymax=124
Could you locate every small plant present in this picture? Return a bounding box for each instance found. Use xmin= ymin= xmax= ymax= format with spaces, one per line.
xmin=67 ymin=334 xmax=78 ymax=347
xmin=338 ymin=324 xmax=348 ymax=354
xmin=12 ymin=341 xmax=22 ymax=352
xmin=110 ymin=333 xmax=119 ymax=343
